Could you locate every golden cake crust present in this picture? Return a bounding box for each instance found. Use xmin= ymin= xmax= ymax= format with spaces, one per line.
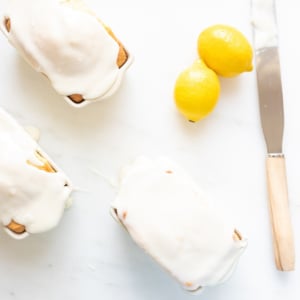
xmin=68 ymin=26 xmax=128 ymax=104
xmin=6 ymin=151 xmax=57 ymax=235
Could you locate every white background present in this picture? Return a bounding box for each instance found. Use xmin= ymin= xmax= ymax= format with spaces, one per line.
xmin=0 ymin=0 xmax=299 ymax=299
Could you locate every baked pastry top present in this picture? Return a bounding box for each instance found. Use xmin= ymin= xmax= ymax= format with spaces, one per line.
xmin=112 ymin=156 xmax=247 ymax=292
xmin=0 ymin=108 xmax=72 ymax=239
xmin=1 ymin=0 xmax=132 ymax=107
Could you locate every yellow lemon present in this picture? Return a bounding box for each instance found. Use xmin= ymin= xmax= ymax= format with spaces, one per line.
xmin=197 ymin=24 xmax=253 ymax=77
xmin=174 ymin=59 xmax=220 ymax=122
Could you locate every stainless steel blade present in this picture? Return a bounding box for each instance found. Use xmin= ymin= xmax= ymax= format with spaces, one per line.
xmin=252 ymin=0 xmax=284 ymax=154
xmin=255 ymin=47 xmax=284 ymax=154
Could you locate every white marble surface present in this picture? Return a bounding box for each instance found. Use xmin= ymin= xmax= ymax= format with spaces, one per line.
xmin=0 ymin=0 xmax=299 ymax=299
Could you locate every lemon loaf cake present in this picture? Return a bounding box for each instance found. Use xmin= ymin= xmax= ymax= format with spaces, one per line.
xmin=0 ymin=108 xmax=72 ymax=239
xmin=112 ymin=156 xmax=247 ymax=293
xmin=1 ymin=0 xmax=132 ymax=107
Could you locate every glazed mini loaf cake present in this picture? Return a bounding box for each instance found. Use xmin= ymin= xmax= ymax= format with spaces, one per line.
xmin=0 ymin=108 xmax=72 ymax=239
xmin=1 ymin=0 xmax=132 ymax=107
xmin=112 ymin=156 xmax=247 ymax=293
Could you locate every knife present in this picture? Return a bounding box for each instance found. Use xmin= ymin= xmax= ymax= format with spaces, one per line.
xmin=251 ymin=0 xmax=295 ymax=271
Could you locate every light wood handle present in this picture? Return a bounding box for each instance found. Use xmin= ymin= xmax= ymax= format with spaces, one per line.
xmin=266 ymin=156 xmax=295 ymax=271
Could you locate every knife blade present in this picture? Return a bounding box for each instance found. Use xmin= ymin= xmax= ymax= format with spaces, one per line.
xmin=252 ymin=0 xmax=295 ymax=271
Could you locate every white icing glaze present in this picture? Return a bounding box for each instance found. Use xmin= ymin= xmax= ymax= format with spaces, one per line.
xmin=252 ymin=0 xmax=278 ymax=49
xmin=112 ymin=157 xmax=247 ymax=291
xmin=1 ymin=0 xmax=132 ymax=107
xmin=24 ymin=125 xmax=40 ymax=141
xmin=0 ymin=108 xmax=72 ymax=239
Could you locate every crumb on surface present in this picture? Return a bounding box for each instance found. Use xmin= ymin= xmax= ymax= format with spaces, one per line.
xmin=7 ymin=220 xmax=26 ymax=234
xmin=185 ymin=282 xmax=193 ymax=287
xmin=4 ymin=17 xmax=10 ymax=32
xmin=233 ymin=229 xmax=242 ymax=241
xmin=68 ymin=94 xmax=85 ymax=104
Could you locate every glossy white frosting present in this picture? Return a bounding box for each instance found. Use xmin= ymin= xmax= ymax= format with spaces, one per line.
xmin=112 ymin=157 xmax=247 ymax=292
xmin=252 ymin=0 xmax=278 ymax=49
xmin=0 ymin=108 xmax=72 ymax=239
xmin=1 ymin=0 xmax=132 ymax=107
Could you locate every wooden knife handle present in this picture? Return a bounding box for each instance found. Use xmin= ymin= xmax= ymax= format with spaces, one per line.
xmin=266 ymin=155 xmax=295 ymax=271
